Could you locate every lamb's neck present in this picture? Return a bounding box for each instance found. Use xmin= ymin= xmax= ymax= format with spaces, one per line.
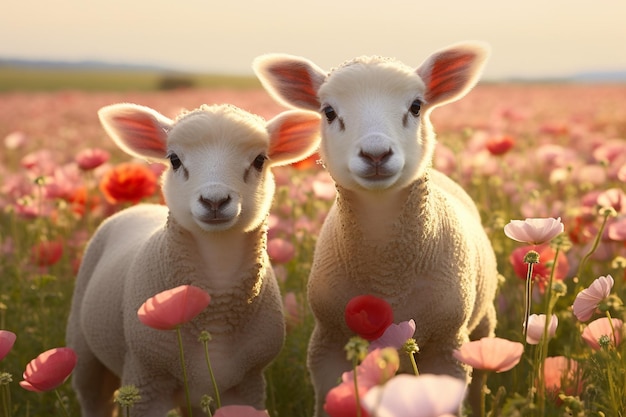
xmin=165 ymin=215 xmax=266 ymax=293
xmin=336 ymin=174 xmax=431 ymax=244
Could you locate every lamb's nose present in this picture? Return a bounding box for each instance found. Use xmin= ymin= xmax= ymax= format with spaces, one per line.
xmin=359 ymin=148 xmax=393 ymax=165
xmin=199 ymin=195 xmax=231 ymax=212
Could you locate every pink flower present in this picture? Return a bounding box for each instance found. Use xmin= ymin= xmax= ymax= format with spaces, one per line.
xmin=324 ymin=380 xmax=371 ymax=417
xmin=362 ymin=374 xmax=466 ymax=417
xmin=608 ymin=217 xmax=626 ymax=241
xmin=369 ymin=320 xmax=416 ymax=351
xmin=525 ymin=314 xmax=558 ymax=345
xmin=572 ymin=275 xmax=614 ymax=321
xmin=342 ymin=348 xmax=400 ymax=389
xmin=214 ymin=405 xmax=270 ymax=417
xmin=138 ymin=285 xmax=211 ymax=330
xmin=20 ymin=347 xmax=77 ymax=392
xmin=504 ymin=217 xmax=564 ymax=245
xmin=345 ymin=295 xmax=394 ymax=341
xmin=597 ymin=188 xmax=626 ymax=213
xmin=267 ymin=237 xmax=295 ymax=264
xmin=75 ymin=148 xmax=110 ymax=170
xmin=0 ymin=330 xmax=16 ymax=361
xmin=543 ymin=356 xmax=582 ymax=397
xmin=581 ymin=317 xmax=623 ymax=350
xmin=453 ymin=337 xmax=524 ymax=372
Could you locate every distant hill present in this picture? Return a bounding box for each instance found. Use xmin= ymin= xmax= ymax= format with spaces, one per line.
xmin=0 ymin=58 xmax=178 ymax=73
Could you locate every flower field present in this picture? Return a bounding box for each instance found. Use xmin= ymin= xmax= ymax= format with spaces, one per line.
xmin=1 ymin=82 xmax=626 ymax=416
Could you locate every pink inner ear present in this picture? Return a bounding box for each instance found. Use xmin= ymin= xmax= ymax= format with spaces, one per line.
xmin=113 ymin=114 xmax=167 ymax=157
xmin=270 ymin=63 xmax=321 ymax=110
xmin=270 ymin=116 xmax=319 ymax=159
xmin=426 ymin=52 xmax=475 ymax=101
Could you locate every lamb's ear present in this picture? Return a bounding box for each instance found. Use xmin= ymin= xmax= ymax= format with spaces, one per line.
xmin=266 ymin=110 xmax=321 ymax=166
xmin=98 ymin=103 xmax=173 ymax=162
xmin=253 ymin=54 xmax=326 ymax=111
xmin=416 ymin=42 xmax=490 ymax=109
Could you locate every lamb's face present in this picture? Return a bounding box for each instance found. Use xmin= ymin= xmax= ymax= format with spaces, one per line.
xmin=163 ymin=109 xmax=274 ymax=233
xmin=318 ymin=60 xmax=430 ymax=192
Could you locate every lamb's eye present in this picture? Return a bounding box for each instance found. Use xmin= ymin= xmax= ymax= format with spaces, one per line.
xmin=322 ymin=105 xmax=337 ymax=123
xmin=168 ymin=153 xmax=182 ymax=170
xmin=409 ymin=100 xmax=422 ymax=117
xmin=252 ymin=154 xmax=267 ymax=171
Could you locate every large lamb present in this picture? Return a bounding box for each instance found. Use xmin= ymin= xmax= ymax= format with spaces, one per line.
xmin=253 ymin=43 xmax=499 ymax=415
xmin=66 ymin=103 xmax=320 ymax=416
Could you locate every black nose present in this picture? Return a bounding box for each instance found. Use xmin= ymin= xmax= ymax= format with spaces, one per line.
xmin=359 ymin=148 xmax=393 ymax=165
xmin=199 ymin=195 xmax=231 ymax=212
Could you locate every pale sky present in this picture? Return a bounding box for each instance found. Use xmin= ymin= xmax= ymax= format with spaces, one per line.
xmin=2 ymin=0 xmax=625 ymax=80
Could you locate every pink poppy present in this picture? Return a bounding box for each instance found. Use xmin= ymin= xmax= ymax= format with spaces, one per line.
xmin=581 ymin=317 xmax=623 ymax=350
xmin=214 ymin=405 xmax=270 ymax=417
xmin=543 ymin=356 xmax=582 ymax=397
xmin=75 ymin=148 xmax=110 ymax=171
xmin=362 ymin=374 xmax=466 ymax=417
xmin=342 ymin=348 xmax=400 ymax=389
xmin=597 ymin=188 xmax=626 ymax=214
xmin=324 ymin=380 xmax=371 ymax=417
xmin=504 ymin=217 xmax=564 ymax=245
xmin=0 ymin=330 xmax=16 ymax=361
xmin=525 ymin=314 xmax=558 ymax=345
xmin=369 ymin=320 xmax=416 ymax=351
xmin=137 ymin=285 xmax=211 ymax=330
xmin=345 ymin=295 xmax=394 ymax=341
xmin=20 ymin=347 xmax=77 ymax=392
xmin=453 ymin=337 xmax=523 ymax=372
xmin=572 ymin=275 xmax=614 ymax=322
xmin=267 ymin=237 xmax=295 ymax=264
xmin=608 ymin=218 xmax=626 ymax=241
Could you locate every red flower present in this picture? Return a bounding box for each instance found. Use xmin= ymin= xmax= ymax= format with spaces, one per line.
xmin=75 ymin=148 xmax=110 ymax=170
xmin=20 ymin=347 xmax=77 ymax=392
xmin=509 ymin=243 xmax=569 ymax=291
xmin=345 ymin=295 xmax=394 ymax=341
xmin=486 ymin=135 xmax=515 ymax=155
xmin=324 ymin=380 xmax=371 ymax=417
xmin=138 ymin=285 xmax=211 ymax=330
xmin=0 ymin=330 xmax=16 ymax=361
xmin=99 ymin=162 xmax=158 ymax=204
xmin=30 ymin=240 xmax=64 ymax=267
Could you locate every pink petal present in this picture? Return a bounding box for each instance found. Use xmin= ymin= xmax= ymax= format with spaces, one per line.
xmin=582 ymin=317 xmax=623 ymax=350
xmin=21 ymin=347 xmax=77 ymax=392
xmin=0 ymin=330 xmax=17 ymax=361
xmin=369 ymin=320 xmax=416 ymax=351
xmin=526 ymin=314 xmax=558 ymax=345
xmin=342 ymin=348 xmax=399 ymax=389
xmin=362 ymin=374 xmax=465 ymax=417
xmin=572 ymin=275 xmax=614 ymax=322
xmin=138 ymin=285 xmax=211 ymax=330
xmin=453 ymin=337 xmax=524 ymax=372
xmin=504 ymin=217 xmax=564 ymax=245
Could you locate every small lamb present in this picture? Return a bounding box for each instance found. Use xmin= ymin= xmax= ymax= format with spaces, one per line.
xmin=66 ymin=103 xmax=320 ymax=416
xmin=253 ymin=42 xmax=499 ymax=415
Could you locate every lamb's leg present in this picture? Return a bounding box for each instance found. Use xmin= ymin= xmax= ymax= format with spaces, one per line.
xmin=307 ymin=326 xmax=352 ymax=417
xmin=220 ymin=366 xmax=266 ymax=409
xmin=70 ymin=336 xmax=119 ymax=417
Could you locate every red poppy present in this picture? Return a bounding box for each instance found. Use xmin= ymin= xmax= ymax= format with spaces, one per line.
xmin=99 ymin=162 xmax=158 ymax=204
xmin=20 ymin=347 xmax=77 ymax=392
xmin=509 ymin=243 xmax=569 ymax=291
xmin=345 ymin=295 xmax=394 ymax=341
xmin=0 ymin=330 xmax=16 ymax=361
xmin=30 ymin=240 xmax=64 ymax=267
xmin=324 ymin=380 xmax=371 ymax=417
xmin=138 ymin=285 xmax=211 ymax=330
xmin=485 ymin=135 xmax=515 ymax=155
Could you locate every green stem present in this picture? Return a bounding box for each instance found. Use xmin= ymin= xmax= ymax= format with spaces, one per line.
xmin=408 ymin=352 xmax=419 ymax=376
xmin=2 ymin=383 xmax=10 ymax=417
xmin=576 ymin=210 xmax=611 ymax=286
xmin=54 ymin=389 xmax=71 ymax=417
xmin=480 ymin=372 xmax=487 ymax=417
xmin=176 ymin=327 xmax=193 ymax=417
xmin=201 ymin=338 xmax=221 ymax=409
xmin=523 ymin=262 xmax=535 ymax=341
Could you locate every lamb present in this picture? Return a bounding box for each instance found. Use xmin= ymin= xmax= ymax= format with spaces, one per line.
xmin=65 ymin=102 xmax=320 ymax=416
xmin=253 ymin=42 xmax=499 ymax=416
